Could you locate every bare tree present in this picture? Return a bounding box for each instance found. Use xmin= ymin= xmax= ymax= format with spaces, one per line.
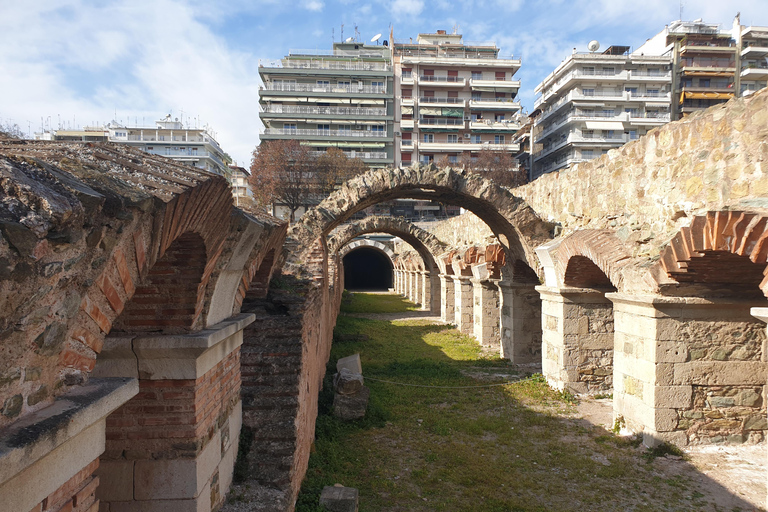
xmin=250 ymin=140 xmax=316 ymax=223
xmin=315 ymin=148 xmax=367 ymax=196
xmin=458 ymin=147 xmax=527 ymax=188
xmin=0 ymin=121 xmax=24 ymax=139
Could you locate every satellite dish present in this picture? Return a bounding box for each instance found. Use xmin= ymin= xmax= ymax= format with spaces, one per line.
xmin=345 ymin=37 xmax=354 ymax=42
xmin=588 ymin=40 xmax=600 ymax=52
xmin=371 ymin=33 xmax=382 ymax=44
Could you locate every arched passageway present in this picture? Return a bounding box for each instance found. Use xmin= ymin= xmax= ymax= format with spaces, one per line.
xmin=343 ymin=246 xmax=394 ymax=290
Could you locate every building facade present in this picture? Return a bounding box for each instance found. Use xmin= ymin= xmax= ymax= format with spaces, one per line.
xmin=736 ymin=24 xmax=768 ymax=97
xmin=258 ymin=42 xmax=395 ymax=168
xmin=532 ymin=46 xmax=672 ymax=177
xmin=392 ymin=31 xmax=522 ymax=168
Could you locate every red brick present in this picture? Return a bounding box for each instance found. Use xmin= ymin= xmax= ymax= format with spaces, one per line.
xmin=71 ymin=327 xmax=103 ymax=354
xmin=59 ymin=349 xmax=96 ymax=372
xmin=73 ymin=475 xmax=98 ymax=508
xmin=114 ymin=247 xmax=135 ymax=296
xmin=98 ymin=274 xmax=124 ymax=315
xmin=81 ymin=296 xmax=111 ymax=333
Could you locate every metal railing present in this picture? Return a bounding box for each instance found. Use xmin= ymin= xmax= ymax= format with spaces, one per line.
xmin=308 ymin=150 xmax=387 ymax=159
xmin=419 ymin=75 xmax=465 ymax=83
xmin=263 ymin=128 xmax=388 ymax=137
xmin=418 ymin=118 xmax=464 ymax=126
xmin=259 ymin=59 xmax=390 ymax=71
xmin=261 ymin=105 xmax=387 ymax=116
xmin=261 ymin=83 xmax=387 ymax=94
xmin=419 ymin=97 xmax=464 ymax=104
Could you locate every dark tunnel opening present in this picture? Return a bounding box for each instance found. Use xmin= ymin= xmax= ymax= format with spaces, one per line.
xmin=343 ymin=246 xmax=394 ymax=290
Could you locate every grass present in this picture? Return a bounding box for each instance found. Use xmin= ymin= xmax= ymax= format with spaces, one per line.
xmin=340 ymin=291 xmax=421 ymax=314
xmin=294 ymin=293 xmax=725 ymax=512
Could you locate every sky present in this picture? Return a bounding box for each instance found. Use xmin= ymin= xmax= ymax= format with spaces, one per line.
xmin=2 ymin=0 xmax=767 ymax=166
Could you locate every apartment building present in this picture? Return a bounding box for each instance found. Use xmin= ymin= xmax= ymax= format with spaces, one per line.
xmin=36 ymin=116 xmax=232 ymax=181
xmin=229 ymin=165 xmax=253 ymax=207
xmin=736 ymin=24 xmax=768 ymax=96
xmin=532 ymin=46 xmax=672 ymax=177
xmin=392 ymin=30 xmax=522 ymax=167
xmin=258 ymin=42 xmax=395 ymax=168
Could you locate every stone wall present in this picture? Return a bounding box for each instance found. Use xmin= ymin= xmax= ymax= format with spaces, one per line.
xmin=516 ymin=89 xmax=768 ymax=261
xmin=427 ymin=212 xmax=495 ymax=248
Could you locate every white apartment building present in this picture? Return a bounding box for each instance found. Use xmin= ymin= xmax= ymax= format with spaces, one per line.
xmin=737 ymin=24 xmax=768 ymax=96
xmin=393 ymin=30 xmax=523 ymax=167
xmin=532 ymin=46 xmax=672 ymax=177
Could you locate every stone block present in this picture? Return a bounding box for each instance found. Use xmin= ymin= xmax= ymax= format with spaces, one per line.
xmin=336 ymin=354 xmax=362 ymax=375
xmin=333 ymin=387 xmax=370 ymax=421
xmin=334 ymin=369 xmax=364 ymax=396
xmin=579 ymin=333 xmax=613 ymax=350
xmin=320 ymin=485 xmax=359 ymax=512
xmin=96 ymin=460 xmax=134 ymax=502
xmin=673 ymin=361 xmax=767 ymax=386
xmin=652 ymin=386 xmax=693 ymax=409
xmin=655 ymin=342 xmax=688 ymax=363
xmin=654 ymin=408 xmax=679 ymax=432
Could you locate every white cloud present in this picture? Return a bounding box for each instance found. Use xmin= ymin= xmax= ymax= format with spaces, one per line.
xmin=303 ymin=0 xmax=324 ymax=11
xmin=389 ymin=0 xmax=424 ymax=19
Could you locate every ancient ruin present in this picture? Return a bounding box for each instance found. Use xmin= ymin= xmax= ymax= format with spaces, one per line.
xmin=1 ymin=88 xmax=768 ymax=511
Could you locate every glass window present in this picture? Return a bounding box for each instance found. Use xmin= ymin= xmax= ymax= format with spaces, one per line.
xmin=371 ymin=125 xmax=384 ymax=133
xmin=283 ymin=123 xmax=297 ymax=132
xmin=471 ymin=135 xmax=482 ymax=144
xmin=317 ymin=124 xmax=330 ymax=132
xmin=448 ymin=155 xmax=459 ymax=163
xmin=471 ymin=71 xmax=483 ymax=80
xmin=422 ymin=133 xmax=434 ymax=143
xmin=582 ymin=88 xmax=595 ymax=96
xmin=420 ymin=155 xmax=432 ymax=164
xmin=316 ymin=80 xmax=330 ymax=86
xmin=472 ymin=92 xmax=482 ymax=100
xmin=494 ymin=135 xmax=505 ymax=144
xmin=447 ymin=134 xmax=458 ymax=143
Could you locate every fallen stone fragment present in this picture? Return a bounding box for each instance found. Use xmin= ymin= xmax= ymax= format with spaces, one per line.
xmin=319 ymin=485 xmax=359 ymax=512
xmin=334 ymin=368 xmax=364 ymax=396
xmin=333 ymin=386 xmax=370 ymax=420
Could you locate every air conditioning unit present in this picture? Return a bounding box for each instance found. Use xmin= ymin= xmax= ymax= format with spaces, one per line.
xmin=464 ymin=133 xmax=471 ymax=139
xmin=394 ymin=131 xmax=401 ymax=136
xmin=464 ymin=116 xmax=470 ymax=121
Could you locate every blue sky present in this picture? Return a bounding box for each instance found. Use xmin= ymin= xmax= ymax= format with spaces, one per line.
xmin=2 ymin=0 xmax=767 ymax=165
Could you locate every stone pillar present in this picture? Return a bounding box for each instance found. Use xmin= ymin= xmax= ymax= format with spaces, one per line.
xmin=413 ymin=271 xmax=421 ymax=306
xmin=408 ymin=271 xmax=416 ymax=303
xmin=394 ymin=269 xmax=401 ymax=294
xmin=749 ymin=307 xmax=768 ymax=498
xmin=537 ymin=286 xmax=614 ymax=394
xmin=498 ymin=281 xmax=542 ymax=363
xmin=610 ymin=294 xmax=767 ymax=447
xmin=403 ymin=271 xmax=411 ymax=300
xmin=471 ymin=278 xmax=501 ymax=349
xmin=453 ymin=276 xmax=474 ymax=335
xmin=430 ymin=272 xmax=441 ymax=314
xmin=440 ymin=274 xmax=455 ymax=324
xmin=420 ymin=271 xmax=431 ymax=311
xmin=93 ymin=314 xmax=253 ymax=512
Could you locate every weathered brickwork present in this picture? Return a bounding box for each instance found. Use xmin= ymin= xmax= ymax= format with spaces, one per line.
xmin=28 ymin=458 xmax=100 ymax=512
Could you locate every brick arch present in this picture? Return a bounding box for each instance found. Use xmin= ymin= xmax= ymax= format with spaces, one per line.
xmin=58 ymin=177 xmax=234 ymax=375
xmin=328 ymin=217 xmax=443 ymax=273
xmin=546 ymin=230 xmax=631 ymax=290
xmin=339 ymin=239 xmax=396 ymax=261
xmin=290 ymin=165 xmax=552 ymax=272
xmin=651 ymin=211 xmax=768 ymax=297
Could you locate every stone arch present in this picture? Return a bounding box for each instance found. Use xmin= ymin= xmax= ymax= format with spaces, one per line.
xmin=339 ymin=239 xmax=395 ymax=261
xmin=327 ymin=216 xmax=445 ymax=272
xmin=290 ymin=165 xmax=552 ymax=273
xmin=650 ymin=211 xmax=768 ymax=298
xmin=544 ymin=230 xmax=630 ymax=290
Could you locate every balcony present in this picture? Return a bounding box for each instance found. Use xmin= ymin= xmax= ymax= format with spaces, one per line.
xmin=741 ymin=44 xmax=768 ymax=58
xmin=469 ymin=98 xmax=521 ymax=110
xmin=417 ymin=75 xmax=467 ymax=87
xmin=419 ymin=140 xmax=519 ymax=152
xmin=534 ymin=132 xmax=628 ymax=161
xmin=401 ymin=97 xmax=415 ymax=106
xmin=469 ymin=120 xmax=521 ymax=131
xmin=259 ymin=58 xmax=391 ymax=72
xmin=626 ymin=70 xmax=672 ymax=81
xmin=260 ymin=105 xmax=388 ymax=118
xmin=262 ymin=128 xmax=388 ymax=138
xmin=418 ymin=118 xmax=464 ymax=129
xmin=309 ymin=150 xmax=388 ymax=160
xmin=260 ymin=83 xmax=387 ymax=95
xmin=419 ymin=97 xmax=466 ymax=106
xmin=398 ymin=49 xmax=521 ymax=68
xmin=400 ymin=119 xmax=415 ymax=129
xmin=741 ymin=65 xmax=768 ymax=80
xmin=469 ymin=78 xmax=521 ymax=91
xmin=401 ymin=72 xmax=414 ymax=84
xmin=401 ymin=140 xmax=414 ymax=151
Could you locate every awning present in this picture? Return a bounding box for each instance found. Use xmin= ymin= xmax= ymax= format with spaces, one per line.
xmin=584 ymin=121 xmax=625 ymax=130
xmin=304 ymin=142 xmax=386 ymax=148
xmin=646 ymin=102 xmax=669 ymax=108
xmin=442 ymin=108 xmax=464 ymax=117
xmin=420 ymin=107 xmax=442 ymax=116
xmin=684 ymin=71 xmax=733 ymax=77
xmin=401 ymin=106 xmax=414 ymax=114
xmin=681 ymin=91 xmax=734 ymax=100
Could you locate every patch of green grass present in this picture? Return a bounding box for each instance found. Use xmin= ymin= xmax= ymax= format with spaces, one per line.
xmin=340 ymin=291 xmax=420 ymax=314
xmin=295 ymin=293 xmax=707 ymax=512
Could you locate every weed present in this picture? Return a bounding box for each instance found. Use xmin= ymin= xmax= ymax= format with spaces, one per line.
xmin=612 ymin=415 xmax=626 ymax=435
xmin=642 ymin=442 xmax=686 ymax=462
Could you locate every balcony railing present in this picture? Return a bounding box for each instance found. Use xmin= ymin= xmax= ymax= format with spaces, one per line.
xmin=401 ymin=140 xmax=413 ymax=146
xmin=309 ymin=150 xmax=387 ymax=159
xmin=418 ymin=75 xmax=466 ymax=85
xmin=261 ymin=105 xmax=387 ymax=116
xmin=263 ymin=128 xmax=388 ymax=137
xmin=419 ymin=96 xmax=465 ymax=104
xmin=260 ymin=59 xmax=391 ymax=72
xmin=261 ymin=83 xmax=387 ymax=94
xmin=418 ymin=118 xmax=464 ymax=126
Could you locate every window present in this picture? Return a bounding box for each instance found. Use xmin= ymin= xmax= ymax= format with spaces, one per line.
xmin=602 ymin=67 xmax=615 ymax=75
xmin=471 ymin=135 xmax=482 ymax=144
xmin=605 ymin=130 xmax=615 ymax=139
xmin=625 ymin=108 xmax=639 ymax=117
xmin=602 ymin=109 xmax=615 ymax=117
xmin=625 ymin=87 xmax=637 ymax=96
xmin=283 ymin=123 xmax=297 ymax=132
xmin=582 ymin=129 xmax=594 ymax=139
xmin=447 ymin=134 xmax=458 ymax=143
xmin=337 ymin=80 xmax=350 ymax=87
xmin=471 ymin=71 xmax=483 ymax=80
xmin=647 ymin=89 xmax=659 ymax=97
xmin=470 ymin=113 xmax=479 ymax=121
xmin=371 ymin=81 xmax=384 ymax=89
xmin=402 ymin=88 xmax=412 ymax=98
xmin=316 ymin=80 xmax=330 ymax=86
xmin=627 ymin=130 xmax=638 ymax=140
xmin=700 ymin=78 xmax=711 ymax=88
xmin=422 ymin=133 xmax=434 ymax=143
xmin=648 ymin=68 xmax=660 ymax=76
xmin=582 ymin=149 xmax=594 ymax=158
xmin=582 ymin=88 xmax=595 ymax=96
xmin=582 ymin=66 xmax=595 ymax=75
xmin=371 ymin=125 xmax=385 ymax=134
xmin=495 ymin=71 xmax=506 ymax=80
xmin=338 ymin=125 xmax=351 ymax=134
xmin=448 ymin=155 xmax=459 ymax=163
xmin=402 ymin=68 xmax=412 ymax=78
xmin=317 ymin=124 xmax=330 ymax=133
xmin=495 ymin=114 xmax=505 ymax=121
xmin=494 ymin=135 xmax=505 ymax=144
xmin=420 ymin=155 xmax=433 ymax=164
xmin=472 ymin=92 xmax=482 ymax=100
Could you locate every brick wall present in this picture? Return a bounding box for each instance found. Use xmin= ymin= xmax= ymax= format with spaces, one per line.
xmin=28 ymin=459 xmax=99 ymax=512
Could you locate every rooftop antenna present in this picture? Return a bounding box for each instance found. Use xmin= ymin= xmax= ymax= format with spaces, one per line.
xmin=588 ymin=40 xmax=600 ymax=52
xmin=354 ymin=24 xmax=359 ymax=42
xmin=332 ymin=27 xmax=334 ymax=43
xmin=341 ymin=24 xmax=344 ymax=42
xmin=371 ymin=33 xmax=382 ymax=45
xmin=679 ymin=0 xmax=684 ymax=20
xmin=452 ymin=23 xmax=459 ymax=35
